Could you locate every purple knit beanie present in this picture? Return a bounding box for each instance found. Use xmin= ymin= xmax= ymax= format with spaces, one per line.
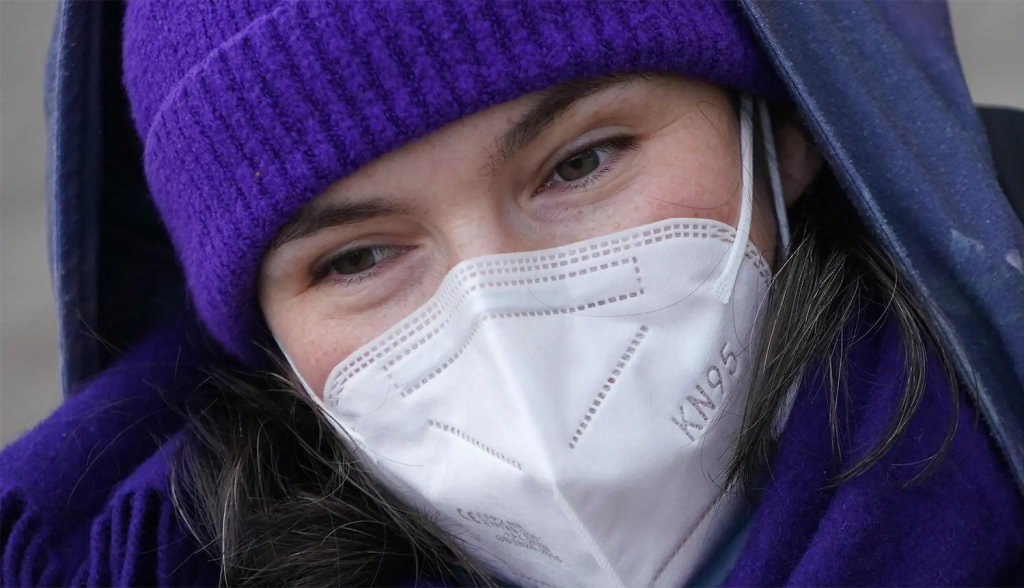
xmin=122 ymin=0 xmax=781 ymax=363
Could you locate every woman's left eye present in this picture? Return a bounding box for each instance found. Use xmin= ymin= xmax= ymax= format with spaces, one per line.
xmin=552 ymin=147 xmax=606 ymax=182
xmin=543 ymin=137 xmax=636 ymax=190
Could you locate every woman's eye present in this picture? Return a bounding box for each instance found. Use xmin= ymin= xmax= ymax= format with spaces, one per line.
xmin=552 ymin=147 xmax=606 ymax=182
xmin=550 ymin=146 xmax=609 ymax=183
xmin=542 ymin=137 xmax=637 ymax=190
xmin=329 ymin=246 xmax=400 ymax=276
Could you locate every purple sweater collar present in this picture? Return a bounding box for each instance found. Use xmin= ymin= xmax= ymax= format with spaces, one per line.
xmin=725 ymin=318 xmax=1024 ymax=585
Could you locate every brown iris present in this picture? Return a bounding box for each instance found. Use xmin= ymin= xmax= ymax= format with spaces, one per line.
xmin=553 ymin=148 xmax=601 ymax=182
xmin=331 ymin=249 xmax=380 ymax=275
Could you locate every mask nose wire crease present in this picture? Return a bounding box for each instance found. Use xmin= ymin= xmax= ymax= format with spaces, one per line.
xmin=713 ymin=94 xmax=755 ymax=304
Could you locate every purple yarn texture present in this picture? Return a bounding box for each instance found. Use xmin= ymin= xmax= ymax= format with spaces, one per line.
xmin=122 ymin=0 xmax=781 ymax=361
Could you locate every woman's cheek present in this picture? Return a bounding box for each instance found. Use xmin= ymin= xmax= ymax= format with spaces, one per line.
xmin=278 ymin=315 xmax=348 ymax=397
xmin=634 ymin=149 xmax=742 ymax=224
xmin=607 ymin=171 xmax=720 ymax=229
xmin=290 ymin=262 xmax=446 ymax=395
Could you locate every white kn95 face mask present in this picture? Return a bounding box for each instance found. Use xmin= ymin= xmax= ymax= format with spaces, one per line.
xmin=282 ymin=95 xmax=784 ymax=588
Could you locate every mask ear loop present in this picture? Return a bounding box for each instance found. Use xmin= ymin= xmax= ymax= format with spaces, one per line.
xmin=713 ymin=94 xmax=755 ymax=304
xmin=758 ymin=99 xmax=790 ymax=257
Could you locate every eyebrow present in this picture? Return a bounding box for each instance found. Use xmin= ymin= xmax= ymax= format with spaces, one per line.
xmin=493 ymin=72 xmax=649 ymax=170
xmin=267 ymin=198 xmax=411 ymax=253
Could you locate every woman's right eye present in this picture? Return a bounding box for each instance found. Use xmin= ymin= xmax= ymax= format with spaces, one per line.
xmin=326 ymin=245 xmax=404 ymax=279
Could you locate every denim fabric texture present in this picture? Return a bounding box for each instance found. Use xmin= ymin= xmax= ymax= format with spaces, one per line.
xmin=741 ymin=0 xmax=1024 ymax=495
xmin=45 ymin=0 xmax=104 ymax=395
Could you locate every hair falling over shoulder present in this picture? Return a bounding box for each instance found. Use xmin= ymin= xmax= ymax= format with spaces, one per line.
xmin=171 ymin=360 xmax=500 ymax=587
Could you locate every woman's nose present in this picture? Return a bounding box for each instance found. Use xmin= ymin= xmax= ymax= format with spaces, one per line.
xmin=441 ymin=210 xmax=537 ymax=266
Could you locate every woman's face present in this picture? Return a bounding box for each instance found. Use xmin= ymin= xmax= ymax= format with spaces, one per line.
xmin=259 ymin=75 xmax=817 ymax=395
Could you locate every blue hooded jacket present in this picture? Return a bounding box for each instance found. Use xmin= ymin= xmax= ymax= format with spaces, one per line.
xmin=1 ymin=1 xmax=1022 ymax=586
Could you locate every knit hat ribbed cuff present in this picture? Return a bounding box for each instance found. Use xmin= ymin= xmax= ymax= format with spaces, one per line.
xmin=132 ymin=0 xmax=781 ymax=362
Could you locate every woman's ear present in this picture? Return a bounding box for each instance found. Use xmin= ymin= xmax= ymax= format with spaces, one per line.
xmin=776 ymin=119 xmax=824 ymax=207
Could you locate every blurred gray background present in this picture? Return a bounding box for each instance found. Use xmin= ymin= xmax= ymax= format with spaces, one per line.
xmin=2 ymin=1 xmax=1024 ymax=446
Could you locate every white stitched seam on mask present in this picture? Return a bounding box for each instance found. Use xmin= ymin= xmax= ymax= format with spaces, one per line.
xmin=427 ymin=419 xmax=522 ymax=470
xmin=569 ymin=325 xmax=649 ymax=449
xmin=326 ymin=223 xmax=769 ymax=394
xmin=384 ymin=255 xmax=642 ymax=372
xmin=383 ymin=255 xmax=641 ymax=372
xmin=329 ymin=255 xmax=643 ymax=402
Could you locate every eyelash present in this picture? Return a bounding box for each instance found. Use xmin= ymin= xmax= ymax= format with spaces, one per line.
xmin=538 ymin=136 xmax=639 ymax=194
